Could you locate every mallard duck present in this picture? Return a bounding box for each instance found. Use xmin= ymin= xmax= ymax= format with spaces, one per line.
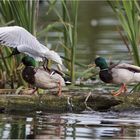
xmin=21 ymin=56 xmax=65 ymax=96
xmin=95 ymin=56 xmax=140 ymax=96
xmin=0 ymin=26 xmax=62 ymax=68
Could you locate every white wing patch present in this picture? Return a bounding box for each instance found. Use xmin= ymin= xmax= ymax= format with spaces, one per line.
xmin=46 ymin=50 xmax=62 ymax=65
xmin=0 ymin=26 xmax=40 ymax=49
xmin=0 ymin=26 xmax=63 ymax=64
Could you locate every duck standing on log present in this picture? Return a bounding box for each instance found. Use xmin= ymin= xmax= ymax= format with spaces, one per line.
xmin=0 ymin=26 xmax=63 ymax=70
xmin=21 ymin=56 xmax=66 ymax=96
xmin=94 ymin=56 xmax=140 ymax=96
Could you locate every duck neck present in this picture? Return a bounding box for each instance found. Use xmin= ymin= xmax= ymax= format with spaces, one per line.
xmin=99 ymin=65 xmax=109 ymax=71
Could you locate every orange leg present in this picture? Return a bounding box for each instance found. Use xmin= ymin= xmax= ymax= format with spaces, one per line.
xmin=112 ymin=83 xmax=127 ymax=96
xmin=57 ymin=81 xmax=62 ymax=96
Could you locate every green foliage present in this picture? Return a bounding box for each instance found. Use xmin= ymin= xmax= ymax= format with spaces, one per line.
xmin=42 ymin=0 xmax=79 ymax=84
xmin=108 ymin=0 xmax=140 ymax=92
xmin=0 ymin=0 xmax=39 ymax=88
xmin=62 ymin=0 xmax=78 ymax=83
xmin=108 ymin=0 xmax=140 ymax=66
xmin=0 ymin=0 xmax=38 ymax=34
xmin=0 ymin=0 xmax=83 ymax=88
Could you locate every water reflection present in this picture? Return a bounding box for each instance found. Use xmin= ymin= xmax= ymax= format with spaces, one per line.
xmin=0 ymin=115 xmax=34 ymax=139
xmin=35 ymin=112 xmax=140 ymax=139
xmin=0 ymin=111 xmax=140 ymax=139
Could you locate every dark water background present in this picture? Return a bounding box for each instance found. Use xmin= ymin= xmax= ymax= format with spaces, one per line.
xmin=39 ymin=1 xmax=130 ymax=65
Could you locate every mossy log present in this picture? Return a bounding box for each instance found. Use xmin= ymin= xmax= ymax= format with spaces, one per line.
xmin=112 ymin=92 xmax=140 ymax=112
xmin=0 ymin=89 xmax=122 ymax=113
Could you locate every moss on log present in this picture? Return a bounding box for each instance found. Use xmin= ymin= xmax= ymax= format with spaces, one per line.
xmin=1 ymin=88 xmax=140 ymax=113
xmin=0 ymin=90 xmax=122 ymax=113
xmin=112 ymin=92 xmax=140 ymax=111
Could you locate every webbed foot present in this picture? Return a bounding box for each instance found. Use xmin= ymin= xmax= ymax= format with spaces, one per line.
xmin=111 ymin=83 xmax=127 ymax=96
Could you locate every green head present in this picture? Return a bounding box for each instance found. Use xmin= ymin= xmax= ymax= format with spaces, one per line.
xmin=95 ymin=57 xmax=108 ymax=70
xmin=22 ymin=56 xmax=36 ymax=67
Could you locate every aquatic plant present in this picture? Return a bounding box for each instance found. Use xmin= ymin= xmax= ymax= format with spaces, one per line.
xmin=0 ymin=0 xmax=90 ymax=88
xmin=62 ymin=0 xmax=78 ymax=84
xmin=0 ymin=0 xmax=39 ymax=88
xmin=108 ymin=0 xmax=140 ymax=91
xmin=38 ymin=0 xmax=79 ymax=84
xmin=108 ymin=0 xmax=140 ymax=66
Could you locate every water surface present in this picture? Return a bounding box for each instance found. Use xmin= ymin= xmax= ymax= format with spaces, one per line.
xmin=0 ymin=111 xmax=140 ymax=139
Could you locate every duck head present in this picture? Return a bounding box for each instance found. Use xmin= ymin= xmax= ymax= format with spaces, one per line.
xmin=95 ymin=57 xmax=108 ymax=70
xmin=22 ymin=56 xmax=36 ymax=67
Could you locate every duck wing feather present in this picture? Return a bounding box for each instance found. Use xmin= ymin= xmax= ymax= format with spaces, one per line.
xmin=115 ymin=63 xmax=140 ymax=72
xmin=0 ymin=26 xmax=62 ymax=64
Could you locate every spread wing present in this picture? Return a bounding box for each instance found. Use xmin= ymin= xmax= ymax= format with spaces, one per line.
xmin=0 ymin=26 xmax=62 ymax=64
xmin=0 ymin=26 xmax=41 ymax=48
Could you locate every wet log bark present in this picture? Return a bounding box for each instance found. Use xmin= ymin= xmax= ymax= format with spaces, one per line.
xmin=0 ymin=89 xmax=122 ymax=113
